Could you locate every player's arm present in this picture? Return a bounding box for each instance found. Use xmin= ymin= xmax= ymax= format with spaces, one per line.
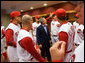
xmin=5 ymin=29 xmax=17 ymax=47
xmin=46 ymin=13 xmax=53 ymax=20
xmin=59 ymin=31 xmax=68 ymax=53
xmin=20 ymin=37 xmax=47 ymax=62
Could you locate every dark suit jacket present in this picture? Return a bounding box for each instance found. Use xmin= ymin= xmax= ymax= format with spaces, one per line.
xmin=36 ymin=25 xmax=51 ymax=48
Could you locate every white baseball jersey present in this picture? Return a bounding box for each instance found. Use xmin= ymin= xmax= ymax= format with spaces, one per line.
xmin=1 ymin=26 xmax=4 ymax=38
xmin=6 ymin=23 xmax=20 ymax=62
xmin=69 ymin=40 xmax=84 ymax=62
xmin=6 ymin=23 xmax=20 ymax=42
xmin=58 ymin=22 xmax=75 ymax=62
xmin=51 ymin=20 xmax=60 ymax=35
xmin=1 ymin=26 xmax=6 ymax=54
xmin=73 ymin=21 xmax=79 ymax=31
xmin=74 ymin=24 xmax=84 ymax=45
xmin=51 ymin=20 xmax=60 ymax=45
xmin=32 ymin=22 xmax=41 ymax=43
xmin=32 ymin=22 xmax=41 ymax=36
xmin=17 ymin=29 xmax=37 ymax=62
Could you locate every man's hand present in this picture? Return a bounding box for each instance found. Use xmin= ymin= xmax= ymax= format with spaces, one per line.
xmin=50 ymin=41 xmax=66 ymax=61
xmin=36 ymin=48 xmax=41 ymax=55
xmin=39 ymin=44 xmax=42 ymax=48
xmin=49 ymin=13 xmax=53 ymax=18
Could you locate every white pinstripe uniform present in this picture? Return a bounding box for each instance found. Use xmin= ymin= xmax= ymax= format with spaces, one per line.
xmin=74 ymin=24 xmax=84 ymax=45
xmin=6 ymin=23 xmax=20 ymax=62
xmin=58 ymin=22 xmax=75 ymax=62
xmin=1 ymin=26 xmax=6 ymax=54
xmin=69 ymin=40 xmax=84 ymax=62
xmin=17 ymin=29 xmax=37 ymax=62
xmin=32 ymin=22 xmax=41 ymax=43
xmin=51 ymin=20 xmax=60 ymax=45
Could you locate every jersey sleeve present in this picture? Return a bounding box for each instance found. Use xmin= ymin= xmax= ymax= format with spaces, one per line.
xmin=46 ymin=17 xmax=51 ymax=21
xmin=6 ymin=29 xmax=17 ymax=47
xmin=20 ymin=37 xmax=47 ymax=62
xmin=59 ymin=31 xmax=68 ymax=53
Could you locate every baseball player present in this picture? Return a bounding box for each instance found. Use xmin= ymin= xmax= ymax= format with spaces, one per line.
xmin=32 ymin=16 xmax=41 ymax=43
xmin=17 ymin=15 xmax=46 ymax=62
xmin=74 ymin=24 xmax=84 ymax=46
xmin=55 ymin=8 xmax=75 ymax=62
xmin=73 ymin=14 xmax=79 ymax=32
xmin=73 ymin=12 xmax=84 ymax=46
xmin=73 ymin=13 xmax=84 ymax=46
xmin=66 ymin=1 xmax=84 ymax=62
xmin=48 ymin=1 xmax=84 ymax=62
xmin=51 ymin=12 xmax=60 ymax=45
xmin=5 ymin=11 xmax=22 ymax=62
xmin=1 ymin=21 xmax=7 ymax=61
xmin=50 ymin=40 xmax=84 ymax=62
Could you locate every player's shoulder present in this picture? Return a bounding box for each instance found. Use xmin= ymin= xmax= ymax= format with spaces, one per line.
xmin=59 ymin=23 xmax=71 ymax=33
xmin=1 ymin=26 xmax=4 ymax=29
xmin=18 ymin=29 xmax=32 ymax=41
xmin=55 ymin=21 xmax=60 ymax=24
xmin=51 ymin=20 xmax=54 ymax=23
xmin=32 ymin=22 xmax=36 ymax=25
xmin=77 ymin=24 xmax=84 ymax=30
xmin=37 ymin=25 xmax=42 ymax=29
xmin=78 ymin=24 xmax=84 ymax=28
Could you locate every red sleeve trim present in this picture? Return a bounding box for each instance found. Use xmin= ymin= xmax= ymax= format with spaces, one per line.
xmin=2 ymin=29 xmax=5 ymax=35
xmin=46 ymin=17 xmax=51 ymax=20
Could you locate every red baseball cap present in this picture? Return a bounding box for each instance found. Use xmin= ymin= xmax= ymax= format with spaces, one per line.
xmin=10 ymin=19 xmax=13 ymax=22
xmin=56 ymin=8 xmax=66 ymax=17
xmin=53 ymin=11 xmax=56 ymax=15
xmin=75 ymin=14 xmax=79 ymax=18
xmin=35 ymin=16 xmax=39 ymax=19
xmin=10 ymin=11 xmax=21 ymax=18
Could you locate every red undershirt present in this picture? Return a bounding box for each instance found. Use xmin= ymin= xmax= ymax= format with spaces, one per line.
xmin=6 ymin=29 xmax=17 ymax=47
xmin=59 ymin=31 xmax=68 ymax=53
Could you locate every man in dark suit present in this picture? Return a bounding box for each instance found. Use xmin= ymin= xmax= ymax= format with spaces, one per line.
xmin=36 ymin=17 xmax=51 ymax=61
